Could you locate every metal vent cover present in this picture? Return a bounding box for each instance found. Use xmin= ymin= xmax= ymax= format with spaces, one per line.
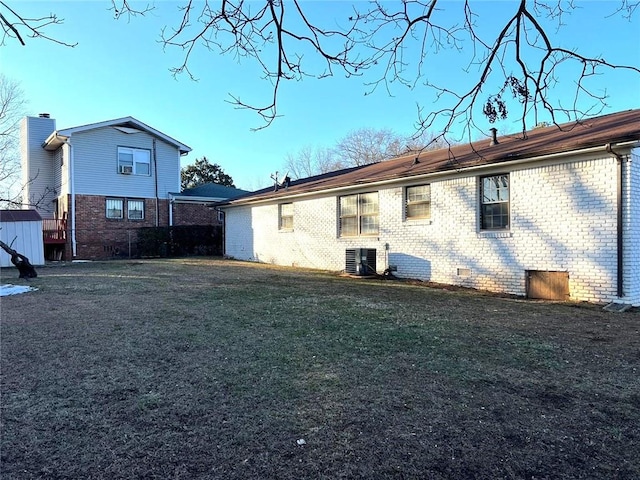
xmin=345 ymin=248 xmax=377 ymax=276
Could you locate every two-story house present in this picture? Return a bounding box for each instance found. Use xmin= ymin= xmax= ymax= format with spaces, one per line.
xmin=20 ymin=114 xmax=191 ymax=260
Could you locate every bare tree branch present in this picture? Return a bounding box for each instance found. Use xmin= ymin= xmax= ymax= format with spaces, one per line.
xmin=0 ymin=1 xmax=76 ymax=47
xmin=4 ymin=1 xmax=638 ymax=138
xmin=284 ymin=127 xmax=447 ymax=178
xmin=0 ymin=74 xmax=26 ymax=209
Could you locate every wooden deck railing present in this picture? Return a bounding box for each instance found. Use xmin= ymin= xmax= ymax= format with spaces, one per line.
xmin=43 ymin=219 xmax=67 ymax=243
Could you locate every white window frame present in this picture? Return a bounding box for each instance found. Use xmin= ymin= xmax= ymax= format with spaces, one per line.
xmin=480 ymin=174 xmax=510 ymax=230
xmin=127 ymin=199 xmax=145 ymax=220
xmin=339 ymin=192 xmax=379 ymax=237
xmin=405 ymin=184 xmax=431 ymax=220
xmin=106 ymin=198 xmax=124 ymax=219
xmin=118 ymin=147 xmax=151 ymax=176
xmin=279 ymin=203 xmax=293 ymax=230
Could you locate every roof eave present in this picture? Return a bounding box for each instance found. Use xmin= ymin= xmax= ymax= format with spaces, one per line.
xmin=53 ymin=116 xmax=192 ymax=154
xmin=42 ymin=132 xmax=69 ymax=151
xmin=224 ymin=140 xmax=640 ymax=208
xmin=169 ymin=194 xmax=227 ymax=203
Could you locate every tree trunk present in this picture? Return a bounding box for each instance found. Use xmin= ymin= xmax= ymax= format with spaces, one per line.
xmin=0 ymin=240 xmax=38 ymax=279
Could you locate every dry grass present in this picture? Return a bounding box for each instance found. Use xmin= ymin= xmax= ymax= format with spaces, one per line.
xmin=1 ymin=258 xmax=639 ymax=479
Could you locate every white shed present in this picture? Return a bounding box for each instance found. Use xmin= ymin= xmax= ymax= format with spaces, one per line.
xmin=0 ymin=210 xmax=45 ymax=268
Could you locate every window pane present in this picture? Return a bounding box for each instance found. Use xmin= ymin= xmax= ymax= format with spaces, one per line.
xmin=280 ymin=216 xmax=293 ymax=230
xmin=482 ymin=203 xmax=509 ymax=229
xmin=407 ymin=202 xmax=430 ymax=218
xmin=106 ymin=199 xmax=123 ymax=219
xmin=359 ymin=192 xmax=379 ymax=215
xmin=280 ymin=203 xmax=293 ymax=216
xmin=360 ymin=215 xmax=379 ymax=235
xmin=134 ymin=149 xmax=150 ymax=163
xmin=482 ymin=175 xmax=509 ymax=203
xmin=279 ymin=203 xmax=293 ymax=230
xmin=406 ymin=185 xmax=431 ymax=219
xmin=340 ymin=216 xmax=358 ymax=236
xmin=134 ymin=150 xmax=150 ymax=176
xmin=128 ymin=200 xmax=144 ymax=220
xmin=340 ymin=195 xmax=357 ymax=216
xmin=118 ymin=152 xmax=133 ymax=167
xmin=407 ymin=185 xmax=430 ymax=202
xmin=135 ymin=162 xmax=150 ymax=175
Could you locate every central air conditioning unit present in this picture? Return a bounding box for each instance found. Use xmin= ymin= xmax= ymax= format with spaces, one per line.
xmin=119 ymin=165 xmax=133 ymax=174
xmin=345 ymin=248 xmax=376 ymax=276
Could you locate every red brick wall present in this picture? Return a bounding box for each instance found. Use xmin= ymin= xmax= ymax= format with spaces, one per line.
xmin=172 ymin=202 xmax=222 ymax=226
xmin=72 ymin=194 xmax=170 ymax=259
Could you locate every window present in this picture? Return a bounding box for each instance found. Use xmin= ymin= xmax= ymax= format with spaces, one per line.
xmin=118 ymin=147 xmax=151 ymax=176
xmin=106 ymin=198 xmax=124 ymax=219
xmin=279 ymin=203 xmax=293 ymax=230
xmin=128 ymin=199 xmax=145 ymax=220
xmin=339 ymin=192 xmax=379 ymax=237
xmin=406 ymin=185 xmax=431 ymax=219
xmin=481 ymin=174 xmax=510 ymax=229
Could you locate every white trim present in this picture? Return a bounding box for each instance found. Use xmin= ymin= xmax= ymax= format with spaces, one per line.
xmin=170 ymin=195 xmax=227 ymax=203
xmin=43 ymin=117 xmax=191 ymax=154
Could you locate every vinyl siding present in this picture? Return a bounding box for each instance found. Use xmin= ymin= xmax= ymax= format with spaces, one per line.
xmin=0 ymin=219 xmax=45 ymax=267
xmin=71 ymin=126 xmax=181 ymax=199
xmin=58 ymin=143 xmax=71 ymax=198
xmin=20 ymin=116 xmax=57 ymax=217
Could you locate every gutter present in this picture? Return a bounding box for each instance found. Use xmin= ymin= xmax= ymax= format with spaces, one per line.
xmin=606 ymin=143 xmax=625 ymax=299
xmin=169 ymin=194 xmax=174 ymax=227
xmin=225 ymin=142 xmax=640 ymax=208
xmin=169 ymin=195 xmax=226 ymax=204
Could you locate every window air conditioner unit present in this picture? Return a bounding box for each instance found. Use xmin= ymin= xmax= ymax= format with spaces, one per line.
xmin=345 ymin=248 xmax=376 ymax=276
xmin=119 ymin=165 xmax=133 ymax=174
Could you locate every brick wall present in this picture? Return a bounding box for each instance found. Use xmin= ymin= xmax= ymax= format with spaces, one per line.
xmin=226 ymin=153 xmax=638 ymax=305
xmin=72 ymin=194 xmax=170 ymax=259
xmin=172 ymin=202 xmax=221 ymax=226
xmin=623 ymin=149 xmax=640 ymax=305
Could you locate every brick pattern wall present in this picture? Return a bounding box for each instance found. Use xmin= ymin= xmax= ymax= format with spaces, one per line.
xmin=72 ymin=194 xmax=170 ymax=259
xmin=624 ymin=150 xmax=640 ymax=305
xmin=225 ymin=155 xmax=638 ymax=305
xmin=172 ymin=203 xmax=221 ymax=226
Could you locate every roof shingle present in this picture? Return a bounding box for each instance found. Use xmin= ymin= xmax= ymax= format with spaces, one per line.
xmin=230 ymin=109 xmax=640 ymax=205
xmin=0 ymin=210 xmax=42 ymax=222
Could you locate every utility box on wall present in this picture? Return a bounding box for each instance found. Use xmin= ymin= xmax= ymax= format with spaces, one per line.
xmin=345 ymin=248 xmax=377 ymax=276
xmin=0 ymin=210 xmax=45 ymax=267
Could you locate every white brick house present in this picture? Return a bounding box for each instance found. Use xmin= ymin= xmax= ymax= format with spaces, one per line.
xmin=222 ymin=109 xmax=640 ymax=305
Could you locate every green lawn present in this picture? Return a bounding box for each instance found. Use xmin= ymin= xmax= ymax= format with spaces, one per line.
xmin=1 ymin=258 xmax=639 ymax=479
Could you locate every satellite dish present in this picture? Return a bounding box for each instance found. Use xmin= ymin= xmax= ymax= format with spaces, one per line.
xmin=270 ymin=171 xmax=291 ymax=191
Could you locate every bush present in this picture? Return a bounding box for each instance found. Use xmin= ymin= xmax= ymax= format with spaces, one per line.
xmin=137 ymin=226 xmax=223 ymax=258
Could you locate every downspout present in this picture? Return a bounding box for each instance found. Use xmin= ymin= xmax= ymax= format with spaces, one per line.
xmin=606 ymin=143 xmax=624 ymax=298
xmin=168 ymin=193 xmax=174 ymax=227
xmin=219 ymin=208 xmax=226 ymax=257
xmin=153 ymin=138 xmax=159 ymax=227
xmin=69 ymin=141 xmax=77 ymax=257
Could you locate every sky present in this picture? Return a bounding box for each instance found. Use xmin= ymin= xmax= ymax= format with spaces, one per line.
xmin=3 ymin=1 xmax=639 ymax=191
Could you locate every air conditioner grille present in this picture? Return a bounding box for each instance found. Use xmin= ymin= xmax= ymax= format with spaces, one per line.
xmin=345 ymin=248 xmax=376 ymax=276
